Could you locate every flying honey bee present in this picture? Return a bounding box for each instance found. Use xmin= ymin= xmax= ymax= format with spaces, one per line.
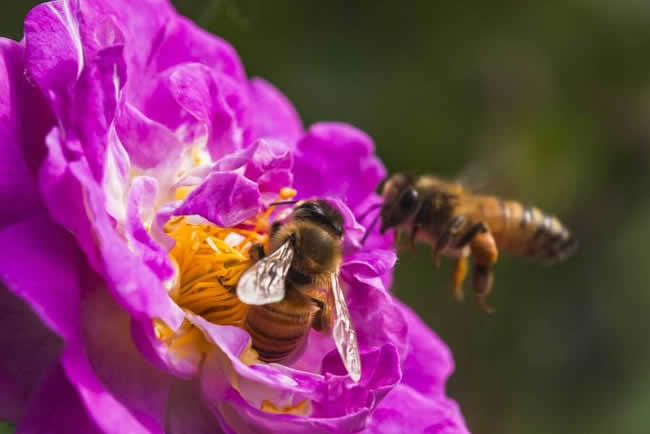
xmin=237 ymin=200 xmax=361 ymax=381
xmin=362 ymin=173 xmax=577 ymax=313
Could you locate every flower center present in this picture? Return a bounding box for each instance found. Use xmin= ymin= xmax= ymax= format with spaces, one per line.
xmin=165 ymin=217 xmax=256 ymax=328
xmin=154 ymin=186 xmax=319 ymax=417
xmin=154 ymin=187 xmax=316 ymax=415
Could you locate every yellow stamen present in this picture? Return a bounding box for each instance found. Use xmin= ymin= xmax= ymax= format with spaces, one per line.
xmin=157 ymin=187 xmax=312 ymax=416
xmin=261 ymin=399 xmax=312 ymax=417
xmin=166 ymin=221 xmax=254 ymax=329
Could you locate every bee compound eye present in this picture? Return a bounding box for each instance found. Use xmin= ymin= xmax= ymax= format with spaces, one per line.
xmin=399 ymin=188 xmax=418 ymax=211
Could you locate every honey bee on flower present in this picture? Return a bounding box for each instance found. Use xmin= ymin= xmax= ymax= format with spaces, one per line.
xmin=0 ymin=0 xmax=468 ymax=432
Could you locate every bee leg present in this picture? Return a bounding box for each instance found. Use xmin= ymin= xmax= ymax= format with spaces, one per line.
xmin=453 ymin=250 xmax=470 ymax=302
xmin=270 ymin=221 xmax=282 ymax=237
xmin=396 ymin=228 xmax=418 ymax=254
xmin=454 ymin=222 xmax=488 ymax=249
xmin=249 ymin=243 xmax=266 ymax=261
xmin=433 ymin=216 xmax=465 ymax=267
xmin=408 ymin=225 xmax=419 ymax=255
xmin=469 ymin=229 xmax=498 ymax=313
xmin=472 ymin=264 xmax=495 ymax=314
xmin=310 ymin=296 xmax=332 ymax=332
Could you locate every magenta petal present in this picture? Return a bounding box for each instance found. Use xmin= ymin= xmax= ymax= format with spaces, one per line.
xmin=152 ymin=16 xmax=246 ymax=83
xmin=115 ymin=102 xmax=184 ymax=170
xmin=60 ymin=340 xmax=160 ymax=434
xmin=80 ymin=287 xmax=172 ymax=432
xmin=126 ymin=176 xmax=175 ymax=280
xmin=40 ymin=129 xmax=184 ymax=330
xmin=209 ymin=387 xmax=369 ymax=434
xmin=191 ymin=315 xmax=321 ymax=407
xmin=24 ymin=0 xmax=84 ymax=95
xmin=293 ymin=123 xmax=386 ymax=209
xmin=0 ymin=39 xmax=51 ymax=228
xmin=353 ymin=194 xmax=395 ymax=254
xmin=175 ymin=171 xmax=260 ymax=226
xmin=340 ymin=250 xmax=407 ymax=358
xmin=244 ymin=139 xmax=293 ymax=182
xmin=161 ymin=63 xmax=251 ymax=159
xmin=397 ymin=301 xmax=454 ymax=396
xmin=325 ymin=198 xmax=366 ymax=252
xmin=0 ymin=289 xmax=62 ymax=422
xmin=316 ymin=344 xmax=401 ymax=418
xmin=0 ymin=214 xmax=84 ymax=339
xmin=244 ymin=138 xmax=294 ymax=203
xmin=39 ymin=129 xmax=103 ymax=271
xmin=249 ymin=78 xmax=304 ymax=146
xmin=212 ymin=141 xmax=258 ymax=172
xmin=165 ymin=380 xmax=223 ymax=434
xmin=16 ymin=363 xmax=101 ymax=434
xmin=130 ymin=318 xmax=201 ymax=379
xmin=368 ymin=384 xmax=469 ymax=434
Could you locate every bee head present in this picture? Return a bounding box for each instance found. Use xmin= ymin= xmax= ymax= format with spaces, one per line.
xmin=291 ymin=200 xmax=344 ymax=238
xmin=380 ymin=172 xmax=419 ymax=233
xmin=290 ymin=200 xmax=343 ymax=272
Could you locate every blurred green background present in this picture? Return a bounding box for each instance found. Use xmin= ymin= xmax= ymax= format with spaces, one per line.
xmin=4 ymin=1 xmax=650 ymax=433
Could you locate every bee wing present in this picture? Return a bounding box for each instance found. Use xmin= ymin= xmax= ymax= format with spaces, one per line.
xmin=330 ymin=273 xmax=361 ymax=382
xmin=237 ymin=241 xmax=294 ymax=305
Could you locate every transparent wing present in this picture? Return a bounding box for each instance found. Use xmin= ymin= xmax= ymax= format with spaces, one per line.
xmin=330 ymin=273 xmax=361 ymax=382
xmin=456 ymin=145 xmax=523 ymax=197
xmin=236 ymin=241 xmax=294 ymax=305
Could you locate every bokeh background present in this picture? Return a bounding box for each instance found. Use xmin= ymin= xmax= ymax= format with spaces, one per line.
xmin=3 ymin=1 xmax=650 ymax=433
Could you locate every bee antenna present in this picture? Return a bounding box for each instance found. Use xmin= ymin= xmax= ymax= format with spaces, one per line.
xmin=269 ymin=200 xmax=300 ymax=207
xmin=360 ymin=212 xmax=381 ymax=246
xmin=357 ymin=203 xmax=382 ymax=222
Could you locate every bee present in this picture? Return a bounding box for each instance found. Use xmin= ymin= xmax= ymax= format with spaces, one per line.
xmin=365 ymin=173 xmax=576 ymax=313
xmin=237 ymin=200 xmax=361 ymax=381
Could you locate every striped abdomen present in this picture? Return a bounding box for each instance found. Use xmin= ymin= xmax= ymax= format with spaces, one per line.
xmin=475 ymin=196 xmax=576 ymax=262
xmin=245 ymin=290 xmax=317 ymax=363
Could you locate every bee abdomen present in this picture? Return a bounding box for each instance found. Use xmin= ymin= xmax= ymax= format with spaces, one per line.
xmin=245 ymin=301 xmax=314 ymax=363
xmin=485 ymin=199 xmax=576 ymax=262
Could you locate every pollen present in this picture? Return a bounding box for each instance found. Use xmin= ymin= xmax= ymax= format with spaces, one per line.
xmin=155 ymin=187 xmax=311 ymax=416
xmin=156 ymin=187 xmax=298 ymax=359
xmin=164 ymin=217 xmax=260 ymax=328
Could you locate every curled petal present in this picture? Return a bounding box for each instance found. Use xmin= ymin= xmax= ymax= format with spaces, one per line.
xmin=144 ymin=63 xmax=251 ymax=160
xmin=244 ymin=139 xmax=294 ymax=204
xmin=340 ymin=251 xmax=407 ymax=359
xmin=115 ymin=101 xmax=184 ymax=170
xmin=40 ymin=129 xmax=185 ymax=330
xmin=367 ymin=384 xmax=469 ymax=434
xmin=102 ymin=126 xmax=131 ymax=223
xmin=207 ymin=386 xmax=369 ymax=434
xmin=24 ymin=0 xmax=84 ymax=94
xmin=244 ymin=139 xmax=293 ymax=182
xmin=130 ymin=318 xmax=201 ymax=380
xmin=325 ymin=198 xmax=366 ymax=252
xmin=151 ymin=16 xmax=246 ymax=83
xmin=175 ymin=171 xmax=260 ymax=227
xmin=126 ymin=176 xmax=174 ymax=280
